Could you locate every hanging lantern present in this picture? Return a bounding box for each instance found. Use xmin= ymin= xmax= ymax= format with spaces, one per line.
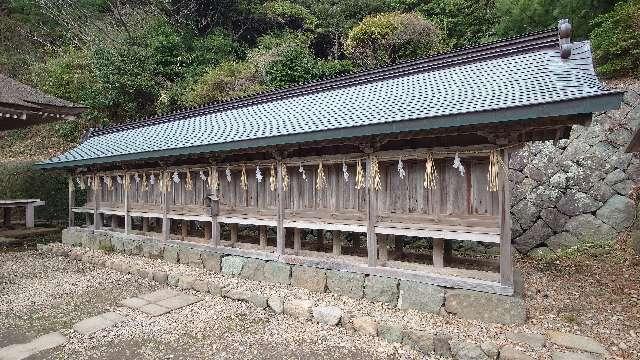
xmin=488 ymin=150 xmax=503 ymax=192
xmin=316 ymin=161 xmax=327 ymax=191
xmin=185 ymin=170 xmax=193 ymax=191
xmin=369 ymin=157 xmax=382 ymax=191
xmin=423 ymin=153 xmax=438 ymax=190
xmin=342 ymin=161 xmax=349 ymax=182
xmin=355 ymin=159 xmax=365 ymax=190
xmin=453 ymin=152 xmax=465 ymax=176
xmin=256 ymin=166 xmax=263 ymax=183
xmin=240 ymin=165 xmax=248 ymax=191
xmin=397 ymin=157 xmax=406 ymax=179
xmin=299 ymin=163 xmax=307 ymax=182
xmin=269 ymin=164 xmax=276 ymax=191
xmin=282 ymin=164 xmax=289 ymax=191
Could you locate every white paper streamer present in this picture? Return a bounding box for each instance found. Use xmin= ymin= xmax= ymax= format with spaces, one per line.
xmin=172 ymin=171 xmax=180 ymax=183
xmin=342 ymin=161 xmax=349 ymax=182
xmin=397 ymin=157 xmax=406 ymax=179
xmin=298 ymin=163 xmax=307 ymax=181
xmin=256 ymin=166 xmax=263 ymax=183
xmin=453 ymin=152 xmax=465 ymax=176
xmin=225 ymin=166 xmax=232 ymax=183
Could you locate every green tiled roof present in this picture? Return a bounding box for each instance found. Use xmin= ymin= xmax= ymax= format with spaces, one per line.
xmin=37 ymin=29 xmax=623 ymax=169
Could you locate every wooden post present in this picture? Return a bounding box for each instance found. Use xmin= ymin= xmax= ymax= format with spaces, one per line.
xmin=111 ymin=215 xmax=118 ymax=229
xmin=142 ymin=217 xmax=149 ymax=232
xmin=293 ymin=228 xmax=301 ymax=254
xmin=332 ymin=230 xmax=342 ymax=256
xmin=433 ymin=238 xmax=444 ymax=268
xmin=351 ymin=233 xmax=361 ymax=253
xmin=316 ymin=230 xmax=324 ymax=251
xmin=230 ymin=223 xmax=238 ymax=244
xmin=25 ymin=204 xmax=35 ymax=228
xmin=259 ymin=225 xmax=268 ymax=249
xmin=366 ymin=154 xmax=378 ymax=267
xmin=377 ymin=234 xmax=387 ymax=265
xmin=500 ymin=149 xmax=514 ymax=287
xmin=276 ymin=159 xmax=285 ymax=255
xmin=210 ymin=198 xmax=220 ymax=247
xmin=181 ymin=219 xmax=188 ymax=240
xmin=3 ymin=208 xmax=11 ymax=227
xmin=204 ymin=222 xmax=211 ymax=242
xmin=93 ymin=175 xmax=102 ymax=230
xmin=124 ymin=174 xmax=131 ymax=234
xmin=388 ymin=234 xmax=398 ymax=257
xmin=162 ymin=173 xmax=169 ymax=240
xmin=68 ymin=177 xmax=75 ymax=227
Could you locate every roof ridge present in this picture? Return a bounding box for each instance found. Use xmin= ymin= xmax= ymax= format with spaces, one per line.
xmin=90 ymin=27 xmax=559 ymax=138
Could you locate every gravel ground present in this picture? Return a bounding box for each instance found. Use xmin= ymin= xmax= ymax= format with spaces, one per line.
xmin=1 ymin=245 xmax=638 ymax=359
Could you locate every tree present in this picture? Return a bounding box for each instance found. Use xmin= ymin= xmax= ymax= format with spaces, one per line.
xmin=591 ymin=0 xmax=640 ymax=77
xmin=345 ymin=12 xmax=441 ymax=68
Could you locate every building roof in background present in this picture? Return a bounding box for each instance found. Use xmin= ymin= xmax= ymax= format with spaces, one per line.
xmin=37 ymin=27 xmax=623 ymax=170
xmin=0 ymin=74 xmax=87 ymax=131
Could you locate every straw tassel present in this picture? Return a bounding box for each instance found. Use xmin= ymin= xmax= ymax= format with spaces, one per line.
xmin=488 ymin=150 xmax=504 ymax=192
xmin=355 ymin=159 xmax=365 ymax=190
xmin=316 ymin=161 xmax=327 ymax=191
xmin=282 ymin=164 xmax=289 ymax=191
xmin=240 ymin=165 xmax=248 ymax=191
xmin=423 ymin=153 xmax=438 ymax=190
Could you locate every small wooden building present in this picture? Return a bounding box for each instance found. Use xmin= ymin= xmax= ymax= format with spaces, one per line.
xmin=37 ymin=23 xmax=622 ymax=295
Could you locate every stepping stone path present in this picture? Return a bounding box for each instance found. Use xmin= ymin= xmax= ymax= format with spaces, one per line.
xmin=72 ymin=312 xmax=127 ymax=335
xmin=546 ymin=331 xmax=607 ymax=355
xmin=120 ymin=288 xmax=200 ymax=317
xmin=0 ymin=331 xmax=67 ymax=360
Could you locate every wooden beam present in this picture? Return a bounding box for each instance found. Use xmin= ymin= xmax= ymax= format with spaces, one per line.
xmin=332 ymin=230 xmax=342 ymax=256
xmin=276 ymin=159 xmax=285 ymax=255
xmin=124 ymin=174 xmax=130 ymax=234
xmin=293 ymin=227 xmax=301 ymax=254
xmin=260 ymin=225 xmax=268 ymax=249
xmin=378 ymin=234 xmax=387 ymax=265
xmin=68 ymin=177 xmax=75 ymax=227
xmin=500 ymin=149 xmax=514 ymax=287
xmin=433 ymin=238 xmax=444 ymax=268
xmin=230 ymin=223 xmax=238 ymax=244
xmin=366 ymin=155 xmax=378 ymax=267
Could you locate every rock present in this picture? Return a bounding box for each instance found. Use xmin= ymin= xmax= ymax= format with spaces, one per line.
xmin=557 ymin=191 xmax=602 ymax=216
xmin=551 ymin=351 xmax=598 ymax=360
xmin=513 ymin=220 xmax=554 ymax=254
xmin=481 ymin=341 xmax=499 ymax=359
xmin=178 ymin=276 xmax=195 ymax=290
xmin=506 ymin=332 xmax=545 ymax=350
xmin=202 ymin=252 xmax=222 ymax=273
xmin=549 ymin=172 xmax=568 ymax=188
xmin=283 ymin=299 xmax=313 ymax=320
xmin=263 ymin=262 xmax=291 ymax=285
xmin=526 ymin=186 xmax=562 ymax=208
xmin=546 ymin=331 xmax=606 ymax=355
xmin=451 ymin=341 xmax=489 ymax=360
xmin=291 ymin=266 xmax=326 ymax=292
xmin=268 ymin=295 xmax=284 ymax=314
xmin=528 ymin=246 xmax=553 ymax=259
xmin=499 ymin=345 xmax=534 ymax=360
xmin=595 ymin=195 xmax=635 ymax=230
xmin=564 ymin=214 xmax=617 ymax=241
xmin=378 ymin=323 xmax=403 ymax=343
xmin=604 ymin=168 xmax=627 ymax=185
xmin=402 ymin=329 xmax=434 ymax=354
xmin=444 ymin=290 xmax=526 ymax=325
xmin=208 ymin=282 xmax=223 ymax=296
xmin=326 ymin=271 xmax=364 ymax=299
xmin=163 ymin=246 xmax=179 ymax=264
xmin=239 ymin=258 xmax=266 ymax=281
xmin=192 ymin=280 xmax=209 ymax=293
xmin=141 ymin=241 xmax=163 ymax=259
xmin=352 ymin=316 xmax=377 ymax=337
xmin=364 ymin=276 xmax=399 ymax=306
xmin=178 ymin=247 xmax=203 ymax=267
xmin=565 ymin=167 xmax=603 ymax=193
xmin=168 ymin=274 xmax=180 ymax=287
xmin=546 ymin=232 xmax=579 ymax=250
xmin=512 ymin=200 xmax=540 ymax=229
xmin=512 ymin=178 xmax=538 ymax=204
xmin=398 ymin=280 xmax=444 ymax=313
xmin=221 ymin=256 xmax=246 ymax=276
xmin=632 ymin=231 xmax=640 ymax=255
xmin=312 ymin=306 xmax=342 ymax=326
xmin=248 ymin=293 xmax=267 ymax=309
xmin=225 ymin=289 xmax=251 ymax=302
xmin=540 ymin=208 xmax=569 ymax=232
xmin=434 ymin=333 xmax=452 ymax=357
xmin=613 ymin=179 xmax=634 ymax=195
xmin=588 ymin=183 xmax=615 ymax=203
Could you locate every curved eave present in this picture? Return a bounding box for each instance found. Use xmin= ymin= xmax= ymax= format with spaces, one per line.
xmin=35 ymin=92 xmax=624 ymax=170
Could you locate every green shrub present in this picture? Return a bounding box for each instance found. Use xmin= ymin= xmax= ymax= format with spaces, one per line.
xmin=53 ymin=119 xmax=84 ymax=143
xmin=263 ymin=0 xmax=317 ymax=30
xmin=591 ymin=0 xmax=640 ymax=78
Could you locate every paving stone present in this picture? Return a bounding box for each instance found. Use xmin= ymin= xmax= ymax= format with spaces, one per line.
xmin=239 ymin=258 xmax=266 ymax=281
xmin=312 ymin=306 xmax=342 ymax=326
xmin=481 ymin=341 xmax=499 ymax=359
xmin=378 ymin=323 xmax=403 ymax=343
xmin=163 ymin=246 xmax=179 ymax=264
xmin=139 ymin=303 xmax=172 ymax=317
xmin=402 ymin=329 xmax=434 ymax=354
xmin=202 ymin=252 xmax=222 ymax=273
xmin=248 ymin=293 xmax=268 ymax=309
xmin=352 ymin=316 xmax=377 ymax=337
xmin=507 ymin=331 xmax=546 ymax=350
xmin=178 ymin=247 xmax=203 ymax=268
xmin=434 ymin=333 xmax=452 ymax=357
xmin=268 ymin=295 xmax=284 ymax=314
xmin=155 ymin=294 xmax=200 ymax=310
xmin=178 ymin=276 xmax=196 ymax=290
xmin=208 ymin=282 xmax=223 ymax=296
xmin=192 ymin=280 xmax=209 ymax=293
xmin=72 ymin=312 xmax=126 ymax=335
xmin=398 ymin=280 xmax=444 ymax=313
xmin=225 ymin=289 xmax=252 ymax=302
xmin=451 ymin=341 xmax=489 ymax=360
xmin=551 ymin=351 xmax=598 ymax=360
xmin=326 ymin=271 xmax=364 ymax=299
xmin=221 ymin=256 xmax=246 ymax=276
xmin=291 ymin=266 xmax=326 ymax=292
xmin=283 ymin=299 xmax=314 ymax=320
xmin=120 ymin=297 xmax=149 ymax=309
xmin=364 ymin=275 xmax=399 ymax=306
xmin=444 ymin=289 xmax=526 ymax=325
xmin=152 ymin=271 xmax=168 ymax=284
xmin=139 ymin=288 xmax=181 ymax=302
xmin=499 ymin=345 xmax=534 ymax=360
xmin=546 ymin=331 xmax=606 ymax=355
xmin=0 ymin=331 xmax=68 ymax=360
xmin=168 ymin=274 xmax=180 ymax=287
xmin=263 ymin=262 xmax=291 ymax=285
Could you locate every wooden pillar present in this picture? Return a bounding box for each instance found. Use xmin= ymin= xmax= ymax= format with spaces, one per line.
xmin=432 ymin=238 xmax=444 ymax=268
xmin=3 ymin=208 xmax=11 ymax=227
xmin=210 ymin=198 xmax=220 ymax=247
xmin=316 ymin=230 xmax=324 ymax=251
xmin=68 ymin=177 xmax=75 ymax=227
xmin=93 ymin=176 xmax=102 ymax=230
xmin=162 ymin=173 xmax=169 ymax=240
xmin=181 ymin=219 xmax=188 ymax=240
xmin=332 ymin=230 xmax=342 ymax=256
xmin=378 ymin=234 xmax=388 ymax=265
xmin=388 ymin=234 xmax=398 ymax=257
xmin=111 ymin=214 xmax=118 ymax=229
xmin=85 ymin=213 xmax=91 ymax=227
xmin=500 ymin=149 xmax=514 ymax=287
xmin=25 ymin=204 xmax=35 ymax=228
xmin=142 ymin=217 xmax=149 ymax=232
xmin=259 ymin=225 xmax=268 ymax=248
xmin=351 ymin=233 xmax=361 ymax=253
xmin=275 ymin=159 xmax=285 ymax=255
xmin=293 ymin=228 xmax=302 ymax=253
xmin=124 ymin=174 xmax=131 ymax=234
xmin=204 ymin=222 xmax=211 ymax=241
xmin=366 ymin=154 xmax=378 ymax=267
xmin=230 ymin=223 xmax=238 ymax=244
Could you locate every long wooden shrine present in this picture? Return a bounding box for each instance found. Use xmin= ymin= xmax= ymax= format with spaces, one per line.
xmin=38 ymin=22 xmax=623 ymax=295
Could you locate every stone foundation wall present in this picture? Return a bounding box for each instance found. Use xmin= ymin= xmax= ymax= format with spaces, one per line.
xmin=62 ymin=227 xmax=525 ymax=325
xmin=510 ymin=81 xmax=640 ymax=254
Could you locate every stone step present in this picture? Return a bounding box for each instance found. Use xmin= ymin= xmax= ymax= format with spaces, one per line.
xmin=0 ymin=331 xmax=67 ymax=360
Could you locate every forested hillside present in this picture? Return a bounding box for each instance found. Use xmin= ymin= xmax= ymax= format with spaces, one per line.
xmin=0 ymin=0 xmax=639 ymax=154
